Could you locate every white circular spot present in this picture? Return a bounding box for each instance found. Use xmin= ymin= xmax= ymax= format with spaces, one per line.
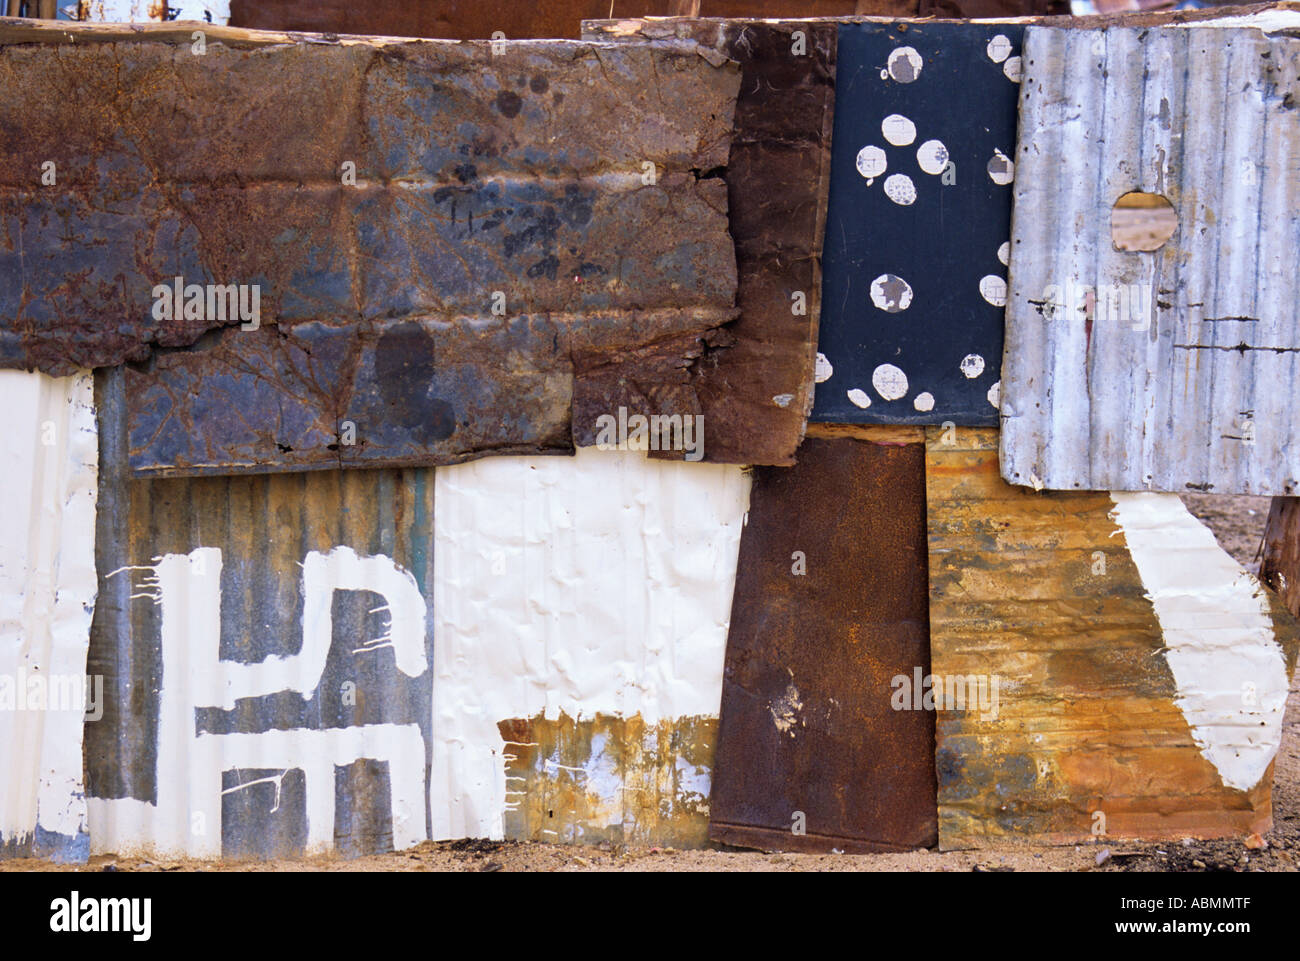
xmin=855 ymin=145 xmax=888 ymax=183
xmin=979 ymin=275 xmax=1007 ymax=307
xmin=869 ymin=273 xmax=913 ymax=313
xmin=1003 ymin=56 xmax=1023 ymax=83
xmin=986 ymin=34 xmax=1012 ymax=64
xmin=987 ymin=380 xmax=1002 ymax=410
xmin=847 ymin=388 xmax=872 ymax=409
xmin=772 ymin=393 xmax=794 ymax=408
xmin=916 ymin=139 xmax=949 ymax=176
xmin=882 ymin=114 xmax=917 ymax=147
xmin=998 ymin=241 xmax=1010 ymax=266
xmin=987 ymin=148 xmax=1014 ymax=186
xmin=960 ymin=354 xmax=986 ymax=379
xmin=879 ymin=69 xmax=889 ymax=80
xmin=814 ymin=352 xmax=833 ymax=383
xmin=887 ymin=46 xmax=923 ymax=83
xmin=913 ymin=392 xmax=935 ymax=412
xmin=884 ymin=173 xmax=916 ymax=206
xmin=872 ymin=364 xmax=909 ymax=401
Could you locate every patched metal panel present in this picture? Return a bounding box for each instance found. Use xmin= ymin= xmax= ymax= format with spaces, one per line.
xmin=583 ymin=18 xmax=836 ymax=465
xmin=0 ymin=22 xmax=758 ymax=472
xmin=999 ymin=22 xmax=1300 ymax=495
xmin=710 ymin=429 xmax=936 ymax=853
xmin=812 ymin=22 xmax=1022 ymax=426
xmin=0 ymin=370 xmax=97 ymax=862
xmin=928 ymin=427 xmax=1300 ymax=847
xmin=431 ymin=446 xmax=750 ymax=844
xmin=1263 ymin=497 xmax=1300 ymax=619
xmin=86 ymin=369 xmax=436 ymax=858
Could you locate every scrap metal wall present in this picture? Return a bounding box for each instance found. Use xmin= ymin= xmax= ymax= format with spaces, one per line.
xmin=0 ymin=370 xmax=97 ymax=862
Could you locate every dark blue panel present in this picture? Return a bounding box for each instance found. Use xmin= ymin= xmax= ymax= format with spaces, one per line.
xmin=813 ymin=22 xmax=1023 ymax=425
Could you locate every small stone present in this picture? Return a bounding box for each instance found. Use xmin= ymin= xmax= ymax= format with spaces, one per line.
xmin=1192 ymin=859 xmax=1207 ymax=869
xmin=1245 ymin=833 xmax=1268 ymax=850
xmin=1095 ymin=848 xmax=1112 ymax=867
xmin=481 ymin=861 xmax=503 ymax=872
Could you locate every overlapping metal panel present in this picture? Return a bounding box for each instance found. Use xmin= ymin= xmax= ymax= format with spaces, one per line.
xmin=928 ymin=427 xmax=1300 ymax=847
xmin=0 ymin=370 xmax=97 ymax=862
xmin=709 ymin=428 xmax=937 ymax=853
xmin=583 ymin=17 xmax=836 ymax=465
xmin=430 ymin=446 xmax=750 ymax=844
xmin=1263 ymin=497 xmax=1300 ymax=619
xmin=999 ymin=21 xmax=1300 ymax=494
xmin=811 ymin=21 xmax=1022 ymax=426
xmin=0 ymin=21 xmax=762 ymax=471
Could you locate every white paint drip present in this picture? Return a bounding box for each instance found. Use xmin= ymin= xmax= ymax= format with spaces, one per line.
xmin=872 ymin=364 xmax=909 ymax=402
xmin=1109 ymin=493 xmax=1290 ymax=792
xmin=882 ymin=113 xmax=917 ymax=147
xmin=430 ymin=446 xmax=750 ymax=841
xmin=847 ymin=388 xmax=872 ymax=409
xmin=0 ymin=371 xmax=97 ymax=855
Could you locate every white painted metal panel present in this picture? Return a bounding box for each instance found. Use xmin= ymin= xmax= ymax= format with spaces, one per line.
xmin=1000 ymin=23 xmax=1300 ymax=494
xmin=431 ymin=446 xmax=751 ymax=840
xmin=0 ymin=370 xmax=97 ymax=861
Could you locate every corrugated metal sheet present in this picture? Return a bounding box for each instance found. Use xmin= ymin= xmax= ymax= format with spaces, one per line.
xmin=811 ymin=21 xmax=1022 ymax=426
xmin=583 ymin=18 xmax=836 ymax=465
xmin=999 ymin=22 xmax=1300 ymax=495
xmin=709 ymin=428 xmax=937 ymax=853
xmin=0 ymin=21 xmax=774 ymax=470
xmin=0 ymin=370 xmax=97 ymax=862
xmin=430 ymin=446 xmax=749 ymax=843
xmin=928 ymin=427 xmax=1300 ymax=847
xmin=1262 ymin=497 xmax=1300 ymax=619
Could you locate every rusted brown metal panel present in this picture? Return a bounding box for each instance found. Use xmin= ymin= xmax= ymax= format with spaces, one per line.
xmin=498 ymin=713 xmax=715 ymax=847
xmin=1263 ymin=498 xmax=1300 ymax=620
xmin=0 ymin=22 xmax=776 ymax=471
xmin=583 ymin=19 xmax=836 ymax=465
xmin=927 ymin=427 xmax=1300 ymax=848
xmin=709 ymin=432 xmax=936 ymax=853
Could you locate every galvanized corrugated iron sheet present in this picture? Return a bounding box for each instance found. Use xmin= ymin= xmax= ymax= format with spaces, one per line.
xmin=0 ymin=370 xmax=97 ymax=862
xmin=582 ymin=18 xmax=836 ymax=465
xmin=999 ymin=22 xmax=1300 ymax=495
xmin=1263 ymin=497 xmax=1300 ymax=619
xmin=929 ymin=427 xmax=1300 ymax=847
xmin=709 ymin=428 xmax=937 ymax=853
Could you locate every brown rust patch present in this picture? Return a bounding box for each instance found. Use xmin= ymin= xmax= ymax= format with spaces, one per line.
xmin=498 ymin=712 xmax=716 ymax=848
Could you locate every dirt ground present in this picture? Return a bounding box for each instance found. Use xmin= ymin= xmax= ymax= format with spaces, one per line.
xmin=4 ymin=494 xmax=1292 ymax=873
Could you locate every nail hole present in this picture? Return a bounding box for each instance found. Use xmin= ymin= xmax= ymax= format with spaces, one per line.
xmin=1111 ymin=191 xmax=1178 ymax=251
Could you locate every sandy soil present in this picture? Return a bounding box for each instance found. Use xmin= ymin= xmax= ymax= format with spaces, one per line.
xmin=3 ymin=494 xmax=1291 ymax=873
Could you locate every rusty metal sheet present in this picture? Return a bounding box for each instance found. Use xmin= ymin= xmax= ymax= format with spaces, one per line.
xmin=582 ymin=19 xmax=836 ymax=465
xmin=1263 ymin=497 xmax=1300 ymax=619
xmin=709 ymin=429 xmax=936 ymax=853
xmin=0 ymin=22 xmax=760 ymax=473
xmin=928 ymin=427 xmax=1300 ymax=847
xmin=999 ymin=21 xmax=1300 ymax=495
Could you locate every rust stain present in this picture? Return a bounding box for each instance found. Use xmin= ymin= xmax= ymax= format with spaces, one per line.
xmin=927 ymin=427 xmax=1298 ymax=848
xmin=1263 ymin=497 xmax=1300 ymax=620
xmin=709 ymin=430 xmax=937 ymax=853
xmin=498 ymin=712 xmax=716 ymax=848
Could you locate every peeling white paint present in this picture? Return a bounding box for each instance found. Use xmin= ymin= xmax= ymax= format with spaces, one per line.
xmin=913 ymin=392 xmax=935 ymax=412
xmin=430 ymin=446 xmax=750 ymax=841
xmin=873 ymin=364 xmax=909 ymax=401
xmin=979 ymin=274 xmax=1008 ymax=307
xmin=886 ymin=46 xmax=923 ymax=83
xmin=855 ymin=145 xmax=887 ymax=184
xmin=916 ymin=139 xmax=949 ymax=176
xmin=847 ymin=388 xmax=872 ymax=409
xmin=883 ymin=173 xmax=917 ymax=206
xmin=987 ymin=34 xmax=1013 ymax=63
xmin=1109 ymin=493 xmax=1290 ymax=792
xmin=0 ymin=371 xmax=97 ymax=860
xmin=882 ymin=113 xmax=917 ymax=147
xmin=869 ymin=273 xmax=913 ymax=313
xmin=814 ymin=353 xmax=833 ymax=384
xmin=960 ymin=354 xmax=986 ymax=379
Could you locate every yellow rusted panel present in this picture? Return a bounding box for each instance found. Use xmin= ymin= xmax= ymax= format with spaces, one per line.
xmin=927 ymin=427 xmax=1300 ymax=848
xmin=498 ymin=713 xmax=715 ymax=848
